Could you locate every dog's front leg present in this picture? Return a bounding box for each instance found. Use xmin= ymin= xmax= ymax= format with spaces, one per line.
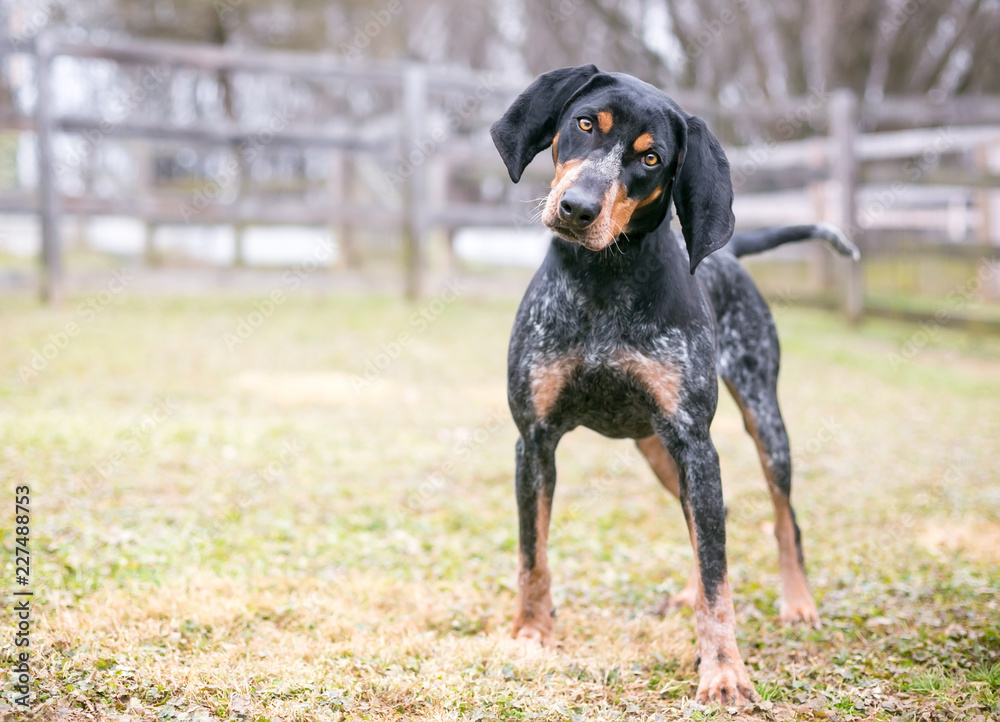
xmin=512 ymin=427 xmax=560 ymax=646
xmin=663 ymin=426 xmax=757 ymax=705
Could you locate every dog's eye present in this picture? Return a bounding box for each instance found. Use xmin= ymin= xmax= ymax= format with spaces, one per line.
xmin=643 ymin=152 xmax=660 ymax=167
xmin=578 ymin=118 xmax=593 ymax=132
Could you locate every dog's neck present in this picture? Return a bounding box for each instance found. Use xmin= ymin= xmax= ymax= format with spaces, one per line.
xmin=550 ymin=220 xmax=687 ymax=280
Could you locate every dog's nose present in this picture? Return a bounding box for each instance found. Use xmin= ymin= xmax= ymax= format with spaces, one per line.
xmin=558 ymin=188 xmax=602 ymax=229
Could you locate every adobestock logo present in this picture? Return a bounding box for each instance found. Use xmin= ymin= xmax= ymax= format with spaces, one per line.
xmin=339 ymin=0 xmax=404 ymax=59
xmin=222 ymin=241 xmax=335 ymax=352
xmin=17 ymin=269 xmax=135 ymax=383
xmin=351 ymin=279 xmax=464 ymax=392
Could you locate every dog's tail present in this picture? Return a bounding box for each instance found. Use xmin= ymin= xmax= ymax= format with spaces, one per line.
xmin=729 ymin=223 xmax=860 ymax=261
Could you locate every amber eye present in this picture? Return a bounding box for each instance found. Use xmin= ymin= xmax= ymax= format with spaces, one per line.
xmin=643 ymin=152 xmax=660 ymax=167
xmin=578 ymin=118 xmax=593 ymax=132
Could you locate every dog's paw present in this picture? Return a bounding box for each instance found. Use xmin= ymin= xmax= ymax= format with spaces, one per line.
xmin=780 ymin=595 xmax=821 ymax=628
xmin=695 ymin=662 xmax=757 ymax=706
xmin=512 ymin=620 xmax=555 ymax=647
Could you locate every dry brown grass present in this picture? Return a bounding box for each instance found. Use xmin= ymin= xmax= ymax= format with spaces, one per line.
xmin=0 ymin=293 xmax=998 ymax=721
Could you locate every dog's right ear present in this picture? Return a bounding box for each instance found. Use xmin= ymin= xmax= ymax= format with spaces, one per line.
xmin=490 ymin=65 xmax=600 ymax=183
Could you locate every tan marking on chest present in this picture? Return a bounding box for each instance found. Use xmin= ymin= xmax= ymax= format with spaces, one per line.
xmin=633 ymin=133 xmax=654 ymax=152
xmin=597 ymin=110 xmax=613 ymax=133
xmin=530 ymin=356 xmax=581 ymax=417
xmin=616 ymin=351 xmax=683 ymax=414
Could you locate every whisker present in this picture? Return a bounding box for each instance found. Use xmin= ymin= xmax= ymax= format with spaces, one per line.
xmin=609 ymin=218 xmax=630 ymax=254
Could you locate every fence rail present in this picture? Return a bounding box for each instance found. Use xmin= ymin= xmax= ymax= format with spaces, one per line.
xmin=1 ymin=33 xmax=998 ymax=327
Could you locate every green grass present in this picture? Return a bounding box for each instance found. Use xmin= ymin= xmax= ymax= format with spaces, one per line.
xmin=0 ymin=291 xmax=998 ymax=721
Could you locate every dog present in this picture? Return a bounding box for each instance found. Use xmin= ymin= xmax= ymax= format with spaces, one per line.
xmin=490 ymin=65 xmax=859 ymax=704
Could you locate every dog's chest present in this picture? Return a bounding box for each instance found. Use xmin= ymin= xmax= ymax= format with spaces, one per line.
xmin=522 ymin=296 xmax=692 ymax=434
xmin=542 ymin=289 xmax=689 ymax=368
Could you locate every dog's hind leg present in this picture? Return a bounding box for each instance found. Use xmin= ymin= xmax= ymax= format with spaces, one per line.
xmin=708 ymin=255 xmax=819 ymax=626
xmin=724 ymin=378 xmax=818 ymax=625
xmin=636 ymin=436 xmax=699 ymax=615
xmin=720 ymin=353 xmax=819 ymax=626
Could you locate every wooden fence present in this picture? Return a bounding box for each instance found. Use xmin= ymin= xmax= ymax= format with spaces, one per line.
xmin=1 ymin=34 xmax=999 ymax=328
xmin=2 ymin=33 xmax=529 ymax=301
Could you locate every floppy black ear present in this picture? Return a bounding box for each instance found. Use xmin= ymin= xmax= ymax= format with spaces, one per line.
xmin=490 ymin=65 xmax=600 ymax=183
xmin=671 ymin=113 xmax=735 ymax=274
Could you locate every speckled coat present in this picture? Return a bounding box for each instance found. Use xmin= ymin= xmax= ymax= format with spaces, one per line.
xmin=491 ymin=66 xmax=856 ymax=705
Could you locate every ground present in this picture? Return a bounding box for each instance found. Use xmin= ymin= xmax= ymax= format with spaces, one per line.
xmin=0 ymin=289 xmax=998 ymax=721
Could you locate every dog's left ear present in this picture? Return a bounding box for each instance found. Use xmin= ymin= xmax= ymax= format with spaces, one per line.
xmin=490 ymin=65 xmax=601 ymax=183
xmin=670 ymin=113 xmax=735 ymax=274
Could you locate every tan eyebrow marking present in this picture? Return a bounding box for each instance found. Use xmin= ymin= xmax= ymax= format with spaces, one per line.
xmin=597 ymin=110 xmax=613 ymax=133
xmin=552 ymin=131 xmax=560 ymax=162
xmin=633 ymin=133 xmax=654 ymax=152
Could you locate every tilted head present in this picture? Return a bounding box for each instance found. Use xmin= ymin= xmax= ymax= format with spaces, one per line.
xmin=491 ymin=66 xmax=735 ymax=273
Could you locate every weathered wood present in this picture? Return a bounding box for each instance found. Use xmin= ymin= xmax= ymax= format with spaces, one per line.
xmin=401 ymin=64 xmax=427 ymax=300
xmin=862 ymin=305 xmax=1000 ymax=335
xmin=48 ymin=36 xmax=401 ymax=84
xmin=854 ymin=125 xmax=1000 ymax=161
xmin=328 ymin=151 xmax=359 ymax=270
xmin=35 ymin=34 xmax=61 ymax=304
xmin=430 ymin=204 xmax=538 ymax=228
xmin=143 ymin=223 xmax=160 ymax=266
xmin=860 ymin=236 xmax=1000 ymax=262
xmin=829 ymin=89 xmax=863 ymax=324
xmin=861 ymin=164 xmax=1000 ymax=189
xmin=56 ymin=115 xmax=389 ymax=152
xmin=764 ymin=292 xmax=1000 ymax=335
xmin=712 ymin=94 xmax=1000 ymax=129
xmin=974 ymin=143 xmax=993 ymax=247
xmin=14 ymin=194 xmax=403 ymax=227
xmin=869 ymin=95 xmax=1000 ymax=128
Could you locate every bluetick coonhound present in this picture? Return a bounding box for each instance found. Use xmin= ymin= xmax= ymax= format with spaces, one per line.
xmin=490 ymin=65 xmax=858 ymax=704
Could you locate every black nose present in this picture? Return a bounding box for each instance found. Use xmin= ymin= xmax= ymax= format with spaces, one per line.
xmin=558 ymin=187 xmax=602 ymax=229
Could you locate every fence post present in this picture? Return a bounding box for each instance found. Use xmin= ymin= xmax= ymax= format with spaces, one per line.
xmin=35 ymin=33 xmax=62 ymax=304
xmin=401 ymin=64 xmax=427 ymax=300
xmin=829 ymin=88 xmax=863 ymax=324
xmin=329 ymin=150 xmax=358 ymax=269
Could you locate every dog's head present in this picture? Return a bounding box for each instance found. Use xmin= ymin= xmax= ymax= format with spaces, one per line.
xmin=491 ymin=66 xmax=734 ymax=273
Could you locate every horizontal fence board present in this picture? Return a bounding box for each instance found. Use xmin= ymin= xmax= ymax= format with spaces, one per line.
xmin=863 ymin=304 xmax=1000 ymax=333
xmin=0 ymin=194 xmax=401 ymax=226
xmin=56 ymin=115 xmax=391 ymax=151
xmin=430 ymin=204 xmax=535 ymax=228
xmin=855 ymin=125 xmax=1000 ymax=160
xmin=47 ymin=37 xmax=402 ymax=84
xmin=870 ymin=95 xmax=1000 ymax=127
xmin=863 ymin=238 xmax=1000 ymax=262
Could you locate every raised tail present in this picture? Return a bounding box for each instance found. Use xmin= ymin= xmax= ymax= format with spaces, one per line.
xmin=729 ymin=223 xmax=860 ymax=261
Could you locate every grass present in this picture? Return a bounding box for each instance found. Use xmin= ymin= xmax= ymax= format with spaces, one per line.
xmin=0 ymin=289 xmax=998 ymax=721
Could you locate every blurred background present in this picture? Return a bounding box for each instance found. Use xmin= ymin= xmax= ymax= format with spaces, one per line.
xmin=1 ymin=0 xmax=999 ymax=325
